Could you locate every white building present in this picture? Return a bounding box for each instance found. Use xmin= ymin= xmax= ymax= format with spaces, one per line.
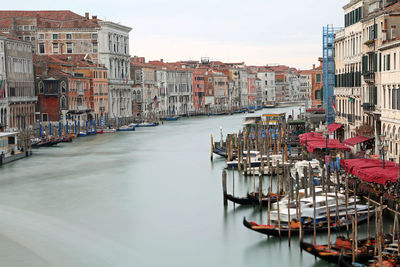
xmin=257 ymin=70 xmax=276 ymax=104
xmin=98 ymin=21 xmax=133 ymax=120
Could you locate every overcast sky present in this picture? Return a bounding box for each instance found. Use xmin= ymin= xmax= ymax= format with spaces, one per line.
xmin=3 ymin=0 xmax=348 ymax=69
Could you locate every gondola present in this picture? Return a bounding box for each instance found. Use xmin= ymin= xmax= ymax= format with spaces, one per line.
xmin=213 ymin=144 xmax=238 ymax=158
xmin=226 ymin=192 xmax=281 ymax=206
xmin=243 ymin=213 xmax=372 ymax=237
xmin=300 ymin=238 xmax=375 ymax=264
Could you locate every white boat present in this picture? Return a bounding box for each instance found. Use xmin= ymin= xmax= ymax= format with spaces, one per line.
xmin=270 ymin=193 xmax=369 ymax=224
xmin=290 ymin=159 xmax=322 ymax=185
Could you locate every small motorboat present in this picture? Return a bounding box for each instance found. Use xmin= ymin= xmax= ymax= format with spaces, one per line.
xmin=78 ymin=132 xmax=87 ymax=137
xmin=117 ymin=125 xmax=135 ymax=131
xmin=164 ymin=116 xmax=180 ymax=121
xmin=135 ymin=122 xmax=157 ymax=127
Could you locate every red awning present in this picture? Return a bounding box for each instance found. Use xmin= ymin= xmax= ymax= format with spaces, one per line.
xmin=327 ymin=123 xmax=343 ymax=133
xmin=298 ymin=132 xmax=351 ymax=153
xmin=341 ymin=158 xmax=399 ymax=185
xmin=343 ymin=136 xmax=372 ymax=146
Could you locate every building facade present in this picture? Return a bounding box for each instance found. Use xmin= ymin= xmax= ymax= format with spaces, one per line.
xmin=0 ymin=33 xmax=36 ymax=131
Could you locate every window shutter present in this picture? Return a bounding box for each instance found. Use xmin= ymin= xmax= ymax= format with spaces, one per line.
xmin=373 ymin=86 xmax=377 ymax=105
xmin=374 ymin=53 xmax=377 ymax=72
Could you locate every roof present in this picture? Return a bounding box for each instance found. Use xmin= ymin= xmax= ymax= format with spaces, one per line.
xmin=0 ymin=10 xmax=99 ymax=29
xmin=0 ymin=31 xmax=24 ymax=42
xmin=0 ymin=132 xmax=19 ymax=138
xmin=34 ymin=54 xmax=99 ymax=68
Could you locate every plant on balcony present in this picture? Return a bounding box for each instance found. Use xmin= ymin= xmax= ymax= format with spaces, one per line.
xmin=364 ymin=39 xmax=374 ymax=45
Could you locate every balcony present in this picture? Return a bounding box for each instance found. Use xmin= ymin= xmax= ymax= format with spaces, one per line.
xmin=362 ymin=72 xmax=375 ymax=83
xmin=362 ymin=102 xmax=375 ymax=112
xmin=347 ymin=114 xmax=355 ymax=123
xmin=78 ymin=89 xmax=84 ymax=96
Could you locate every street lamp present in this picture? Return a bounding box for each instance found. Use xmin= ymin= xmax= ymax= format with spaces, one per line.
xmin=378 ymin=142 xmax=389 ymax=169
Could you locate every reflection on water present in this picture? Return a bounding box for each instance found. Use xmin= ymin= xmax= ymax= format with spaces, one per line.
xmin=0 ymin=107 xmax=390 ymax=267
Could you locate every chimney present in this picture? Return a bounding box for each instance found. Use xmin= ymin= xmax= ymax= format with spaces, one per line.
xmin=160 ymin=59 xmax=163 ymax=63
xmin=85 ymin=12 xmax=89 ymax=19
xmin=36 ymin=14 xmax=40 ymax=24
xmin=313 ymin=64 xmax=315 ymax=69
xmin=92 ymin=15 xmax=97 ymax=20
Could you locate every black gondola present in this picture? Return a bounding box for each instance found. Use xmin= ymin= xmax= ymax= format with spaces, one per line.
xmin=300 ymin=239 xmax=374 ymax=264
xmin=243 ymin=214 xmax=371 ymax=237
xmin=226 ymin=192 xmax=281 ymax=206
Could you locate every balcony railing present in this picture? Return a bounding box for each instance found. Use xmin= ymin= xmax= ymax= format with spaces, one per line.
xmin=362 ymin=72 xmax=375 ymax=83
xmin=362 ymin=102 xmax=375 ymax=112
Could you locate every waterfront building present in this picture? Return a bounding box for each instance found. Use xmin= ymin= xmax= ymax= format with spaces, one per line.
xmin=34 ymin=55 xmax=94 ymax=126
xmin=247 ymin=72 xmax=257 ymax=106
xmin=154 ymin=66 xmax=168 ymax=117
xmin=130 ymin=59 xmax=158 ymax=118
xmin=298 ymin=70 xmax=312 ymax=107
xmin=239 ymin=69 xmax=248 ymax=107
xmin=256 ymin=68 xmax=276 ymax=104
xmin=334 ymin=0 xmax=364 ymax=139
xmin=256 ymin=78 xmax=263 ymax=107
xmin=0 ymin=32 xmax=36 ymax=131
xmin=98 ymin=20 xmax=133 ymax=121
xmin=192 ymin=68 xmax=206 ymax=110
xmin=212 ymin=70 xmax=229 ymax=110
xmin=310 ymin=59 xmax=323 ymax=108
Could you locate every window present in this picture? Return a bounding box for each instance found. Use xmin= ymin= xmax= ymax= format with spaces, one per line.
xmin=39 ymin=81 xmax=44 ymax=94
xmin=66 ymin=33 xmax=72 ymax=39
xmin=38 ymin=43 xmax=45 ymax=54
xmin=66 ymin=42 xmax=73 ymax=54
xmin=24 ymin=36 xmax=30 ymax=41
xmin=316 ymin=74 xmax=321 ymax=83
xmin=18 ymin=26 xmax=23 ymax=30
xmin=23 ymin=25 xmax=29 ymax=30
xmin=38 ymin=34 xmax=44 ymax=40
xmin=92 ymin=33 xmax=98 ymax=39
xmin=52 ymin=34 xmax=58 ymax=40
xmin=52 ymin=43 xmax=59 ymax=54
xmin=30 ymin=25 xmax=35 ymax=30
xmin=92 ymin=42 xmax=98 ymax=53
xmin=60 ymin=81 xmax=67 ymax=93
xmin=31 ymin=36 xmax=35 ymax=41
xmin=60 ymin=96 xmax=67 ymax=109
xmin=42 ymin=113 xmax=48 ymax=122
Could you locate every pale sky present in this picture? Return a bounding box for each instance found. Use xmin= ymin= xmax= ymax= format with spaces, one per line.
xmin=3 ymin=0 xmax=348 ymax=69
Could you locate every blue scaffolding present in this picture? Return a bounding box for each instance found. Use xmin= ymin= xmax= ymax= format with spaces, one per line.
xmin=322 ymin=25 xmax=341 ymax=125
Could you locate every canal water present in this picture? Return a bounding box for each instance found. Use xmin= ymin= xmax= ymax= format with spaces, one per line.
xmin=0 ymin=107 xmax=389 ymax=267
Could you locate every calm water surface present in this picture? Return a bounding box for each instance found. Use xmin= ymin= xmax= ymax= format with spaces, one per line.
xmin=0 ymin=107 xmax=386 ymax=267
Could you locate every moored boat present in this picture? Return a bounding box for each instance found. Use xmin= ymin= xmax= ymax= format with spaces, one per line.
xmin=135 ymin=122 xmax=157 ymax=127
xmin=243 ymin=211 xmax=372 ymax=237
xmin=300 ymin=237 xmax=377 ymax=264
xmin=164 ymin=116 xmax=180 ymax=121
xmin=226 ymin=192 xmax=281 ymax=206
xmin=117 ymin=125 xmax=135 ymax=131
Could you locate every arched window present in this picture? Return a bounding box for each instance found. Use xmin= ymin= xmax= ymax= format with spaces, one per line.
xmin=60 ymin=81 xmax=67 ymax=93
xmin=38 ymin=81 xmax=44 ymax=94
